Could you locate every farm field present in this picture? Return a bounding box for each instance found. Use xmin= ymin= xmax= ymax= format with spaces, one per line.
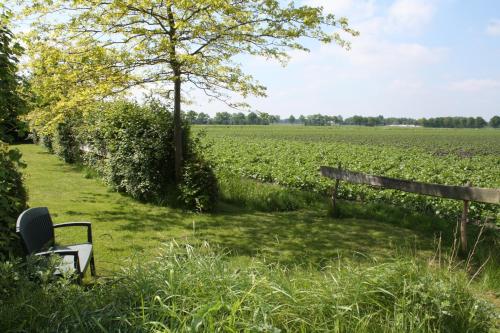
xmin=196 ymin=125 xmax=500 ymax=223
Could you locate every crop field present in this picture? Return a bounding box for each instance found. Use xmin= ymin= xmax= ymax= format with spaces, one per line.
xmin=195 ymin=125 xmax=500 ymax=222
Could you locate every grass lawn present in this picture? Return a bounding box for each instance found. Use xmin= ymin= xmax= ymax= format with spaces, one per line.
xmin=17 ymin=144 xmax=441 ymax=276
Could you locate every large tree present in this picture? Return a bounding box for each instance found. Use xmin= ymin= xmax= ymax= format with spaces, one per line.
xmin=490 ymin=115 xmax=500 ymax=128
xmin=24 ymin=0 xmax=357 ymax=181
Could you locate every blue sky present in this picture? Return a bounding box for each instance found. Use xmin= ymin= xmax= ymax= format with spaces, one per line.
xmin=10 ymin=0 xmax=500 ymax=119
xmin=191 ymin=0 xmax=500 ymax=119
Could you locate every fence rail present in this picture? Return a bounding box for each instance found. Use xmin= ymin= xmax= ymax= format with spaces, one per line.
xmin=320 ymin=166 xmax=499 ymax=204
xmin=320 ymin=165 xmax=500 ymax=253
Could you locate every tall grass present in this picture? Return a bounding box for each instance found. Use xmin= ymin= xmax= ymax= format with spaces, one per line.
xmin=0 ymin=242 xmax=494 ymax=332
xmin=217 ymin=171 xmax=325 ymax=212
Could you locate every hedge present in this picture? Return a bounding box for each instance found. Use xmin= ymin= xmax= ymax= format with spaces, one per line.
xmin=33 ymin=100 xmax=218 ymax=212
xmin=0 ymin=142 xmax=27 ymax=259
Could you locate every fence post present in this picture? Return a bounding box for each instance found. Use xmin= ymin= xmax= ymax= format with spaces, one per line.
xmin=460 ymin=181 xmax=471 ymax=254
xmin=331 ymin=163 xmax=341 ymax=216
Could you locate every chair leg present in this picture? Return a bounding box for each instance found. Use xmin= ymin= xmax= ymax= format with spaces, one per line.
xmin=90 ymin=254 xmax=96 ymax=277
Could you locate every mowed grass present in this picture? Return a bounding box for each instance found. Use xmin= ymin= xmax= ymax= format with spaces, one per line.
xmin=16 ymin=143 xmax=437 ymax=276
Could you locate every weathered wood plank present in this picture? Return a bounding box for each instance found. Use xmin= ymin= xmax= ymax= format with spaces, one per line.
xmin=320 ymin=166 xmax=500 ymax=204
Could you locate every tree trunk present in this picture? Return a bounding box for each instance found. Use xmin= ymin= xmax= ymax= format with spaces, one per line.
xmin=173 ymin=73 xmax=183 ymax=183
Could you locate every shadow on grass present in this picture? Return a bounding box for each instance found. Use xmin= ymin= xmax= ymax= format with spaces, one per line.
xmin=73 ymin=186 xmax=436 ymax=266
xmin=200 ymin=207 xmax=436 ymax=265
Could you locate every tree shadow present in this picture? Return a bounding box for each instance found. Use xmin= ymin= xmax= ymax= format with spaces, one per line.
xmin=58 ymin=188 xmax=437 ymax=268
xmin=191 ymin=207 xmax=436 ymax=266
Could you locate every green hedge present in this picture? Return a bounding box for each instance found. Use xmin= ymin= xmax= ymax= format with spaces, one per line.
xmin=0 ymin=142 xmax=27 ymax=259
xmin=33 ymin=100 xmax=218 ymax=211
xmin=81 ymin=101 xmax=182 ymax=202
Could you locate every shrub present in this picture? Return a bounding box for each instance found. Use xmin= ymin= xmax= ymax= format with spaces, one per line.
xmin=80 ymin=101 xmax=177 ymax=201
xmin=179 ymin=157 xmax=218 ymax=212
xmin=52 ymin=118 xmax=81 ymax=163
xmin=32 ymin=99 xmax=218 ymax=211
xmin=40 ymin=133 xmax=53 ymax=152
xmin=0 ymin=142 xmax=27 ymax=259
xmin=0 ymin=243 xmax=495 ymax=332
xmin=81 ymin=100 xmax=198 ymax=204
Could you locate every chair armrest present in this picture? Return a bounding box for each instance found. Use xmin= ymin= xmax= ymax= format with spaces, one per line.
xmin=53 ymin=222 xmax=93 ymax=243
xmin=35 ymin=250 xmax=81 ymax=275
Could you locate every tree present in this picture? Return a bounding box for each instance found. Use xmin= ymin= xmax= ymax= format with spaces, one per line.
xmin=25 ymin=40 xmax=134 ymax=135
xmin=25 ymin=0 xmax=357 ymax=181
xmin=269 ymin=115 xmax=280 ymax=124
xmin=185 ymin=110 xmax=198 ymax=124
xmin=288 ymin=115 xmax=296 ymax=124
xmin=232 ymin=112 xmax=246 ymax=125
xmin=247 ymin=112 xmax=259 ymax=125
xmin=196 ymin=112 xmax=210 ymax=125
xmin=474 ymin=117 xmax=487 ymax=128
xmin=259 ymin=112 xmax=270 ymax=125
xmin=214 ymin=112 xmax=231 ymax=125
xmin=0 ymin=9 xmax=27 ymax=143
xmin=490 ymin=116 xmax=500 ymax=128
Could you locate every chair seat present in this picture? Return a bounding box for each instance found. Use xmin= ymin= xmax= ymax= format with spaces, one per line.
xmin=49 ymin=243 xmax=93 ymax=275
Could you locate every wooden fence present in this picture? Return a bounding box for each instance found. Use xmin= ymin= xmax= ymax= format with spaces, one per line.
xmin=320 ymin=165 xmax=500 ymax=252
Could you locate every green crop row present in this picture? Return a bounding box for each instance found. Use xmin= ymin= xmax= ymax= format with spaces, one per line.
xmin=196 ymin=126 xmax=500 ymax=222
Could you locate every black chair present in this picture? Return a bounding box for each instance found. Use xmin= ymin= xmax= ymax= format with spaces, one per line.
xmin=16 ymin=207 xmax=96 ymax=282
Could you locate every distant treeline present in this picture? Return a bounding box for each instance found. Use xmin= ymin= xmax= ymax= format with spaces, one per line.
xmin=186 ymin=111 xmax=280 ymax=125
xmin=301 ymin=114 xmax=500 ymax=128
xmin=185 ymin=111 xmax=500 ymax=128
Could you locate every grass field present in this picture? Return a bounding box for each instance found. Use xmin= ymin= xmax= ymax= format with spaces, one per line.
xmin=196 ymin=125 xmax=500 ymax=222
xmin=16 ymin=143 xmax=440 ymax=275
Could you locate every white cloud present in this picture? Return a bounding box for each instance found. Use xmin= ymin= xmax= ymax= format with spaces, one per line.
xmin=349 ymin=40 xmax=446 ymax=69
xmin=387 ymin=0 xmax=436 ymax=34
xmin=304 ymin=0 xmax=353 ymax=13
xmin=389 ymin=79 xmax=424 ymax=92
xmin=298 ymin=0 xmax=445 ymax=74
xmin=448 ymin=79 xmax=500 ymax=92
xmin=301 ymin=34 xmax=446 ymax=76
xmin=193 ymin=0 xmax=455 ymax=118
xmin=304 ymin=0 xmax=376 ymax=19
xmin=486 ymin=19 xmax=500 ymax=36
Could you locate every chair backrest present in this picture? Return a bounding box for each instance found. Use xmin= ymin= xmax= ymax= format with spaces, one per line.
xmin=16 ymin=207 xmax=55 ymax=254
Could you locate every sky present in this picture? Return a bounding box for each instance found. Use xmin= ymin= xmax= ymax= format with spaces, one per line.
xmin=8 ymin=0 xmax=500 ymax=120
xmin=190 ymin=0 xmax=500 ymax=120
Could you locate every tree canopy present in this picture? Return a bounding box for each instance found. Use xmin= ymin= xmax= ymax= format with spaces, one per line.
xmin=22 ymin=0 xmax=358 ymax=180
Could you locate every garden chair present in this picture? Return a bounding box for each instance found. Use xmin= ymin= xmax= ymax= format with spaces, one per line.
xmin=16 ymin=207 xmax=96 ymax=283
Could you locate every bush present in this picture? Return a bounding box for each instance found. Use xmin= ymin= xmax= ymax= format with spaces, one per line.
xmin=179 ymin=157 xmax=218 ymax=212
xmin=0 ymin=22 xmax=28 ymax=144
xmin=40 ymin=133 xmax=53 ymax=152
xmin=52 ymin=117 xmax=81 ymax=163
xmin=32 ymin=100 xmax=218 ymax=211
xmin=0 ymin=243 xmax=495 ymax=332
xmin=0 ymin=142 xmax=27 ymax=259
xmin=81 ymin=100 xmax=220 ymax=211
xmin=80 ymin=101 xmax=180 ymax=201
